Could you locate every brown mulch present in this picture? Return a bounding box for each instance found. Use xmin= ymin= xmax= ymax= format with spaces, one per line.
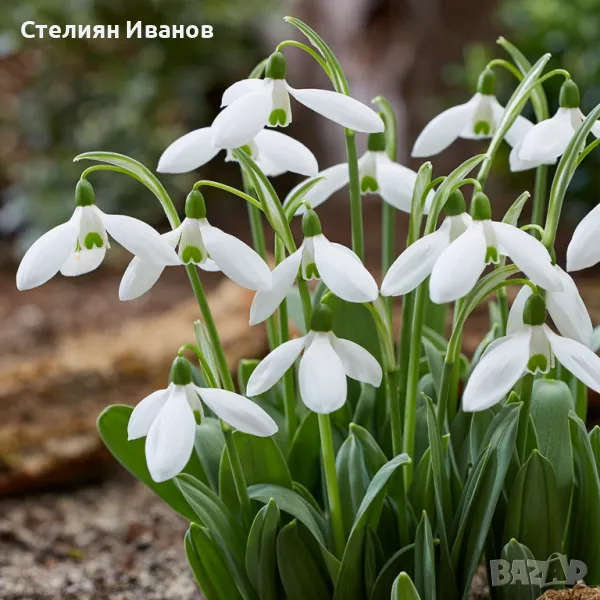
xmin=539 ymin=584 xmax=600 ymax=599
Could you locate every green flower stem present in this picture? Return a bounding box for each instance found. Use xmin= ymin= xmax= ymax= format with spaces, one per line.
xmin=222 ymin=421 xmax=253 ymax=527
xmin=80 ymin=164 xmax=135 ymax=181
xmin=193 ymin=180 xmax=263 ymax=211
xmin=345 ymin=130 xmax=364 ymax=261
xmin=577 ymin=137 xmax=600 ymax=165
xmin=575 ymin=378 xmax=588 ymax=422
xmin=386 ymin=369 xmax=402 ymax=456
xmin=486 ymin=59 xmax=524 ymax=82
xmin=436 ymin=361 xmax=455 ymax=430
xmin=397 ymin=290 xmax=414 ymax=421
xmin=297 ymin=278 xmax=313 ymax=332
xmin=276 ymin=40 xmax=330 ymax=75
xmin=516 ymin=373 xmax=534 ymax=462
xmin=318 ymin=413 xmax=345 ymax=557
xmin=531 ymin=164 xmax=549 ymax=226
xmin=177 ymin=344 xmax=218 ymax=389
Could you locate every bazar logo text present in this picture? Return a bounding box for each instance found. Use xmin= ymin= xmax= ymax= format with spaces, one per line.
xmin=21 ymin=21 xmax=213 ymax=39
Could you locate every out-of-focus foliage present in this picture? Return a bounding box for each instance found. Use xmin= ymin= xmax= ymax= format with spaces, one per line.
xmin=0 ymin=0 xmax=273 ymax=250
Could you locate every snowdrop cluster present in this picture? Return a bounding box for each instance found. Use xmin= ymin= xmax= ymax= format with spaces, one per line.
xmin=15 ymin=19 xmax=600 ymax=596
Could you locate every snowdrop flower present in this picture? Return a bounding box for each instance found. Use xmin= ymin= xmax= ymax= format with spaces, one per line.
xmin=566 ymin=201 xmax=600 ymax=273
xmin=464 ymin=293 xmax=600 ymax=411
xmin=128 ymin=356 xmax=278 ymax=482
xmin=247 ymin=304 xmax=382 ymax=414
xmin=211 ymin=52 xmax=384 ymax=149
xmin=120 ymin=190 xmax=271 ymax=300
xmin=381 ymin=190 xmax=471 ymax=297
xmin=16 ymin=179 xmax=179 ymax=291
xmin=508 ymin=119 xmax=556 ymax=172
xmin=157 ymin=126 xmax=318 ymax=178
xmin=412 ymin=69 xmax=533 ymax=157
xmin=428 ymin=192 xmax=561 ymax=304
xmin=519 ymin=80 xmax=600 ymax=164
xmin=284 ymin=132 xmax=432 ymax=216
xmin=249 ymin=209 xmax=378 ymax=325
xmin=507 ymin=267 xmax=592 ymax=346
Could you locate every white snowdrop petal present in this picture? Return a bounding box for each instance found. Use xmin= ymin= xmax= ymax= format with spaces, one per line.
xmin=246 ymin=336 xmax=307 ymax=396
xmin=211 ymin=88 xmax=273 ymax=149
xmin=198 ymin=259 xmax=221 ymax=273
xmin=492 ymin=221 xmax=561 ymax=291
xmin=157 ymin=128 xmax=220 ymax=173
xmin=411 ymin=97 xmax=476 ymax=157
xmin=463 ymin=331 xmax=531 ymax=412
xmin=60 ymin=248 xmax=106 ymax=277
xmin=145 ymin=386 xmax=197 ymax=482
xmin=255 ymin=129 xmax=318 ymax=177
xmin=313 ymin=235 xmax=378 ymax=302
xmin=506 ymin=285 xmax=532 ymax=336
xmin=127 ymin=387 xmax=171 ymax=439
xmin=376 ymin=163 xmax=419 ymax=213
xmin=221 ymin=78 xmax=267 ymax=107
xmin=119 ymin=256 xmax=166 ymax=301
xmin=283 ymin=164 xmax=350 ymax=215
xmin=429 ymin=222 xmax=486 ymax=304
xmin=299 ymin=334 xmax=347 ymax=413
xmin=381 ymin=221 xmax=451 ymax=297
xmin=287 ymin=86 xmax=384 ymax=133
xmin=330 ymin=335 xmax=382 ymax=386
xmin=200 ymin=223 xmax=272 ymax=291
xmin=99 ymin=210 xmax=180 ymax=266
xmin=545 ymin=326 xmax=600 ymax=393
xmin=547 ymin=266 xmax=593 ymax=346
xmin=195 ymin=387 xmax=278 ymax=437
xmin=16 ymin=220 xmax=78 ymax=290
xmin=250 ymin=249 xmax=303 ymax=325
xmin=567 ymin=203 xmax=600 ymax=272
xmin=519 ymin=109 xmax=575 ymax=162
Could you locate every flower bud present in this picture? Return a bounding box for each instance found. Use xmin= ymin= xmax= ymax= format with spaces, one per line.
xmin=185 ymin=190 xmax=207 ymax=219
xmin=476 ymin=69 xmax=496 ymax=96
xmin=302 ymin=209 xmax=322 ymax=237
xmin=444 ymin=190 xmax=467 ymax=217
xmin=170 ymin=356 xmax=193 ymax=385
xmin=470 ymin=192 xmax=492 ymax=221
xmin=367 ymin=132 xmax=386 ymax=153
xmin=559 ymin=79 xmax=580 ymax=109
xmin=75 ymin=179 xmax=96 ymax=207
xmin=522 ymin=293 xmax=547 ymax=326
xmin=265 ymin=52 xmax=287 ymax=80
xmin=311 ymin=303 xmax=333 ymax=332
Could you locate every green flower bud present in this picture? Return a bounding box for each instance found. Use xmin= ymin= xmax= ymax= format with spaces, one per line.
xmin=170 ymin=356 xmax=193 ymax=385
xmin=185 ymin=190 xmax=206 ymax=219
xmin=444 ymin=190 xmax=466 ymax=217
xmin=265 ymin=52 xmax=286 ymax=80
xmin=302 ymin=209 xmax=322 ymax=237
xmin=311 ymin=304 xmax=333 ymax=332
xmin=470 ymin=192 xmax=492 ymax=221
xmin=75 ymin=179 xmax=96 ymax=207
xmin=476 ymin=69 xmax=496 ymax=96
xmin=522 ymin=293 xmax=547 ymax=326
xmin=559 ymin=79 xmax=580 ymax=109
xmin=367 ymin=132 xmax=386 ymax=152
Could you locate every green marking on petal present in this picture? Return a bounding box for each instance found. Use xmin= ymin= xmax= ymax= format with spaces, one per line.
xmin=269 ymin=109 xmax=287 ymax=126
xmin=527 ymin=354 xmax=548 ymax=373
xmin=485 ymin=246 xmax=499 ymax=264
xmin=305 ymin=262 xmax=320 ymax=280
xmin=84 ymin=232 xmax=104 ymax=249
xmin=181 ymin=245 xmax=204 ymax=264
xmin=473 ymin=120 xmax=491 ymax=136
xmin=193 ymin=410 xmax=203 ymax=426
xmin=360 ymin=175 xmax=379 ymax=194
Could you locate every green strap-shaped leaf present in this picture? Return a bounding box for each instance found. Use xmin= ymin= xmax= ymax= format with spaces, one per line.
xmin=409 ymin=447 xmax=435 ymax=522
xmin=194 ymin=417 xmax=225 ymax=493
xmin=288 ymin=412 xmax=322 ymax=493
xmin=414 ymin=512 xmax=436 ymax=600
xmin=333 ymin=453 xmax=412 ymax=600
xmin=369 ymin=544 xmax=415 ymax=600
xmin=498 ymin=539 xmax=541 ymax=600
xmin=185 ymin=523 xmax=244 ymax=600
xmin=590 ymin=426 xmax=600 ymax=473
xmin=391 ymin=572 xmax=422 ymax=600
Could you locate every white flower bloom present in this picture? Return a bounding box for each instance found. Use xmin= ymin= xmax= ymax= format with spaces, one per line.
xmin=128 ymin=357 xmax=277 ymax=482
xmin=508 ymin=119 xmax=557 ymax=172
xmin=412 ymin=69 xmax=533 ymax=158
xmin=157 ymin=126 xmax=318 ymax=178
xmin=16 ymin=180 xmax=179 ymax=291
xmin=211 ymin=52 xmax=384 ymax=149
xmin=246 ymin=305 xmax=382 ymax=414
xmin=518 ymin=80 xmax=600 ymax=165
xmin=428 ymin=192 xmax=561 ymax=304
xmin=249 ymin=209 xmax=378 ymax=325
xmin=381 ymin=191 xmax=472 ymax=297
xmin=464 ymin=294 xmax=600 ymax=412
xmin=120 ymin=191 xmax=272 ymax=301
xmin=284 ymin=133 xmax=433 ymax=216
xmin=566 ymin=202 xmax=600 ymax=273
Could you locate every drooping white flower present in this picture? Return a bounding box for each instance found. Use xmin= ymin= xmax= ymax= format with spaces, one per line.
xmin=249 ymin=209 xmax=378 ymax=325
xmin=566 ymin=202 xmax=600 ymax=273
xmin=412 ymin=69 xmax=533 ymax=158
xmin=128 ymin=356 xmax=278 ymax=482
xmin=508 ymin=119 xmax=557 ymax=172
xmin=464 ymin=293 xmax=600 ymax=412
xmin=381 ymin=190 xmax=471 ymax=297
xmin=507 ymin=267 xmax=592 ymax=346
xmin=428 ymin=192 xmax=562 ymax=304
xmin=246 ymin=304 xmax=382 ymax=414
xmin=157 ymin=126 xmax=318 ymax=178
xmin=518 ymin=80 xmax=600 ymax=165
xmin=16 ymin=179 xmax=180 ymax=291
xmin=211 ymin=52 xmax=384 ymax=149
xmin=283 ymin=132 xmax=432 ymax=216
xmin=120 ymin=190 xmax=272 ymax=300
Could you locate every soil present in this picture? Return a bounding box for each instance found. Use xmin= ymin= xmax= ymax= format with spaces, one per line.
xmin=539 ymin=584 xmax=600 ymax=599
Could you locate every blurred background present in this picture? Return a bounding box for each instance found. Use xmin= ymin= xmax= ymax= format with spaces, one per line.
xmin=1 ymin=0 xmax=600 ymax=597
